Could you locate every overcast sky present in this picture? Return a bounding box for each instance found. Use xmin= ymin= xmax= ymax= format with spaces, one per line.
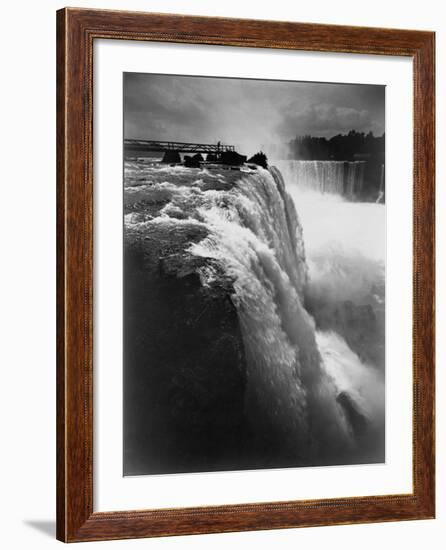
xmin=124 ymin=72 xmax=385 ymax=156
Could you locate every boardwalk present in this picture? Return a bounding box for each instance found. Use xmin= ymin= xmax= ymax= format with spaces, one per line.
xmin=124 ymin=139 xmax=235 ymax=156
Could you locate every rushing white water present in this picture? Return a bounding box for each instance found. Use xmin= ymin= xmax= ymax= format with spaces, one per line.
xmin=189 ymin=168 xmax=356 ymax=462
xmin=276 ymin=160 xmax=385 ymax=460
xmin=125 ymin=159 xmax=385 ymax=466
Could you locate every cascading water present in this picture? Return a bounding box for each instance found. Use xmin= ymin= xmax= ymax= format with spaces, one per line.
xmin=274 ymin=159 xmax=386 ymax=462
xmin=189 ymin=167 xmax=357 ymax=464
xmin=125 ymin=159 xmax=385 ymax=469
xmin=276 ymin=160 xmax=366 ymax=200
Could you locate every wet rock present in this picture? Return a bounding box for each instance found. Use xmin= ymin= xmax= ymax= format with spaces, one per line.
xmin=162 ymin=150 xmax=181 ymax=163
xmin=124 ymin=221 xmax=247 ymax=475
xmin=184 ymin=153 xmax=203 ymax=167
xmin=220 ymin=150 xmax=247 ymax=166
xmin=336 ymin=391 xmax=368 ymax=436
xmin=248 ymin=151 xmax=268 ymax=169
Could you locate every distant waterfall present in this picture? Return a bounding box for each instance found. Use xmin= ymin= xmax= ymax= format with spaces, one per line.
xmin=276 ymin=160 xmax=366 ymax=200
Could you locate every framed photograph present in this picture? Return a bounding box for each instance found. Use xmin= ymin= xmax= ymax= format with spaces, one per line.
xmin=56 ymin=8 xmax=435 ymax=542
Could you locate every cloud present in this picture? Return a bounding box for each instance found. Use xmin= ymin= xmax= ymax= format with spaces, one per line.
xmin=124 ymin=74 xmax=385 ymax=153
xmin=277 ymin=103 xmax=376 ymax=138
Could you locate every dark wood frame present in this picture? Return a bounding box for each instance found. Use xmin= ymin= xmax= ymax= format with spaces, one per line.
xmin=57 ymin=7 xmax=435 ymax=543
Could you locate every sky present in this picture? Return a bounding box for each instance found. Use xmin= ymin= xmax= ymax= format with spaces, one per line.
xmin=124 ymin=72 xmax=385 ymax=157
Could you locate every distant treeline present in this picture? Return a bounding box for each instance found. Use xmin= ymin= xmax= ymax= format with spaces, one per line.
xmin=288 ymin=130 xmax=385 ymax=161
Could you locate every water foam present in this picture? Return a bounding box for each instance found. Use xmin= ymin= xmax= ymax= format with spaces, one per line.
xmin=125 ymin=160 xmax=385 ymax=466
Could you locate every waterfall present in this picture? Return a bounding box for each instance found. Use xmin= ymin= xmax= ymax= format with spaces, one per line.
xmin=188 ymin=168 xmax=365 ymax=464
xmin=276 ymin=160 xmax=366 ymax=200
xmin=271 ymin=161 xmax=385 ymax=463
xmin=125 ymin=161 xmax=384 ymax=467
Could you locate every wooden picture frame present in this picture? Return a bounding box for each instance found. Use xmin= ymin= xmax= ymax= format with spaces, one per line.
xmin=56 ymin=7 xmax=435 ymax=542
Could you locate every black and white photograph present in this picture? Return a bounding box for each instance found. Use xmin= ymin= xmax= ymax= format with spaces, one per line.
xmin=2 ymin=0 xmax=441 ymax=547
xmin=123 ymin=72 xmax=386 ymax=476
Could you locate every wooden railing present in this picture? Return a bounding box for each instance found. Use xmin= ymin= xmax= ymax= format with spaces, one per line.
xmin=124 ymin=139 xmax=235 ymax=154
